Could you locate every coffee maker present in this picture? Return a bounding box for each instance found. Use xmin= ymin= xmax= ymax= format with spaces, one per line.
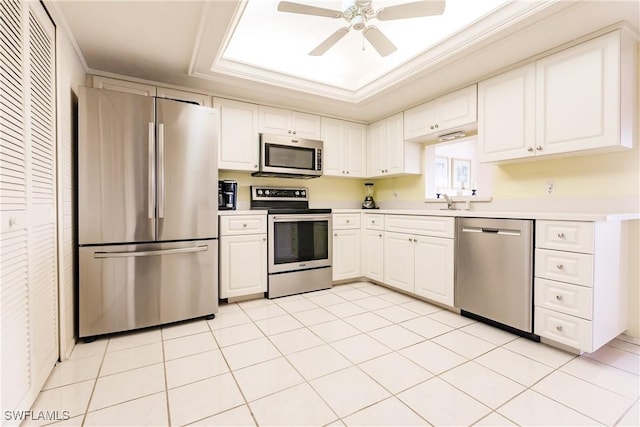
xmin=218 ymin=180 xmax=238 ymax=210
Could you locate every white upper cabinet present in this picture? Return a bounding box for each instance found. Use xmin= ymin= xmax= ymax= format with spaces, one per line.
xmin=478 ymin=63 xmax=536 ymax=162
xmin=479 ymin=30 xmax=636 ymax=163
xmin=214 ymin=98 xmax=260 ymax=172
xmin=535 ymin=30 xmax=632 ymax=155
xmin=403 ymin=85 xmax=477 ymax=142
xmin=90 ymin=76 xmax=212 ymax=107
xmin=90 ymin=75 xmax=156 ymax=96
xmin=157 ymin=87 xmax=212 ymax=107
xmin=368 ymin=113 xmax=421 ymax=177
xmin=321 ymin=118 xmax=366 ymax=177
xmin=258 ymin=105 xmax=321 ymax=139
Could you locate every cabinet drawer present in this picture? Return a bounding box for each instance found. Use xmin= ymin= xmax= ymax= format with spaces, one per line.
xmin=535 ymin=307 xmax=592 ymax=350
xmin=333 ymin=213 xmax=361 ymax=229
xmin=363 ymin=214 xmax=384 ymax=230
xmin=535 ymin=278 xmax=593 ymax=320
xmin=535 ymin=248 xmax=593 ymax=287
xmin=220 ymin=215 xmax=267 ymax=235
xmin=536 ymin=221 xmax=594 ymax=254
xmin=385 ymin=215 xmax=454 ymax=238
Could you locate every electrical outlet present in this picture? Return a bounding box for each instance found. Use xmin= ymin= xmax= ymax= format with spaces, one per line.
xmin=546 ymin=179 xmax=555 ymax=197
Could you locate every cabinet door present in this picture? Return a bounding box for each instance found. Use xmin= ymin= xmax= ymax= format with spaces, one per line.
xmin=345 ymin=124 xmax=367 ymax=177
xmin=158 ymin=87 xmax=211 ymax=107
xmin=385 ymin=113 xmax=405 ymax=175
xmin=320 ymin=118 xmax=343 ymax=176
xmin=383 ymin=232 xmax=414 ymax=293
xmin=220 ymin=234 xmax=267 ymax=298
xmin=414 ymin=236 xmax=454 ymax=307
xmin=291 ymin=111 xmax=321 ymax=139
xmin=436 ymin=85 xmax=477 ymax=132
xmin=536 ymin=31 xmax=620 ymax=155
xmin=478 ymin=64 xmax=536 ymax=162
xmin=258 ymin=106 xmax=291 ymax=135
xmin=91 ymin=75 xmax=156 ymax=96
xmin=403 ymin=101 xmax=437 ymax=140
xmin=363 ymin=230 xmax=384 ymax=282
xmin=333 ymin=229 xmax=361 ymax=281
xmin=215 ymin=98 xmax=259 ymax=171
xmin=367 ymin=120 xmax=386 ymax=177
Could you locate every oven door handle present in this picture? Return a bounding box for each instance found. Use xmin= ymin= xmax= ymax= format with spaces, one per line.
xmin=271 ymin=215 xmax=331 ymax=222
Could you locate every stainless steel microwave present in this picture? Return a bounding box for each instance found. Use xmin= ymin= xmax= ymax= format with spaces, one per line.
xmin=252 ymin=133 xmax=323 ymax=179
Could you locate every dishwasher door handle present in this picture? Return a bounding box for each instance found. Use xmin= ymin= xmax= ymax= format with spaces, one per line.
xmin=461 ymin=226 xmax=521 ymax=236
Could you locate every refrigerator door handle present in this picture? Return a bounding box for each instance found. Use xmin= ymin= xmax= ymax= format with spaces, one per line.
xmin=148 ymin=122 xmax=155 ymax=219
xmin=158 ymin=123 xmax=165 ymax=219
xmin=93 ymin=245 xmax=209 ymax=259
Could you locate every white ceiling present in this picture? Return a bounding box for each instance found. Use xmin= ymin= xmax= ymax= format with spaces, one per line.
xmin=51 ymin=0 xmax=639 ymax=123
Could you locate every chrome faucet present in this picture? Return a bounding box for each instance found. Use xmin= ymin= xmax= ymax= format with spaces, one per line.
xmin=442 ymin=194 xmax=453 ymax=210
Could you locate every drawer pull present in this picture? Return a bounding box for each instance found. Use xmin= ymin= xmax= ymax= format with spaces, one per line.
xmin=379 ymin=234 xmax=382 ymax=238
xmin=243 ymin=223 xmax=247 ymax=228
xmin=555 ymin=295 xmax=563 ymax=301
xmin=346 ymin=219 xmax=350 ymax=223
xmin=555 ymin=325 xmax=563 ymax=332
xmin=334 ymin=233 xmax=338 ymax=237
xmin=371 ymin=220 xmax=376 ymax=224
xmin=556 ymin=264 xmax=564 ymax=270
xmin=557 ymin=232 xmax=565 ymax=238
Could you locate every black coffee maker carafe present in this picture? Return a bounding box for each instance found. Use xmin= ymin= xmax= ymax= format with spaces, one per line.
xmin=218 ymin=180 xmax=238 ymax=210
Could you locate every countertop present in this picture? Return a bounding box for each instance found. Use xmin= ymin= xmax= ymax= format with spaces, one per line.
xmin=219 ymin=209 xmax=638 ymax=222
xmin=331 ymin=209 xmax=640 ymax=222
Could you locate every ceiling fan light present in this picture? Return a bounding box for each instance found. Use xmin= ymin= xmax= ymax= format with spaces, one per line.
xmin=352 ymin=15 xmax=365 ymax=30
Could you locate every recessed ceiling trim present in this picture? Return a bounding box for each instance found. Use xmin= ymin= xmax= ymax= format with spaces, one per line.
xmin=190 ymin=0 xmax=564 ymax=104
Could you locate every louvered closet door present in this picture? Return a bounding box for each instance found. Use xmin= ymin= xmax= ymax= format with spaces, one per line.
xmin=0 ymin=0 xmax=57 ymax=412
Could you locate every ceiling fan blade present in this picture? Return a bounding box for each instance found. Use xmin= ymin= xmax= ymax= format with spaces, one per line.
xmin=376 ymin=0 xmax=445 ymax=21
xmin=278 ymin=1 xmax=342 ymax=18
xmin=309 ymin=27 xmax=350 ymax=56
xmin=363 ymin=26 xmax=396 ymax=57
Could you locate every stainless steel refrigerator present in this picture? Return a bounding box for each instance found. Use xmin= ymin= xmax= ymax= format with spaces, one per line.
xmin=78 ymin=87 xmax=218 ymax=338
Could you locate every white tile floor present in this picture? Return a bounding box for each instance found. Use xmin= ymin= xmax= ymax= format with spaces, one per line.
xmin=30 ymin=281 xmax=639 ymax=426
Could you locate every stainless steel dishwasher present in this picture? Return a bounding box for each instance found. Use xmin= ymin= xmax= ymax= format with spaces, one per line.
xmin=455 ymin=217 xmax=536 ymax=337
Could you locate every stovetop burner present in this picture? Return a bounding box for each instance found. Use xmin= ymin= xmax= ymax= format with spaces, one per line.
xmin=250 ymin=186 xmax=331 ymax=214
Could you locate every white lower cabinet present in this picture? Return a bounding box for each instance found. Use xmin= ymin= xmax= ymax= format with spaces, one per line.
xmin=413 ymin=236 xmax=454 ymax=306
xmin=533 ymin=220 xmax=629 ymax=352
xmin=383 ymin=232 xmax=415 ymax=293
xmin=383 ymin=215 xmax=455 ymax=306
xmin=333 ymin=214 xmax=361 ymax=281
xmin=219 ymin=215 xmax=267 ymax=299
xmin=333 ymin=229 xmax=361 ymax=281
xmin=363 ymin=229 xmax=384 ymax=282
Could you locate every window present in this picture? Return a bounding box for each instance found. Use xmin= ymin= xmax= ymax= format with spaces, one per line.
xmin=424 ymin=136 xmax=493 ymax=198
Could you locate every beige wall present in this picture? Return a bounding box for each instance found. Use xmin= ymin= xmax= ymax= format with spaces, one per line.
xmin=218 ymin=171 xmax=366 ymax=207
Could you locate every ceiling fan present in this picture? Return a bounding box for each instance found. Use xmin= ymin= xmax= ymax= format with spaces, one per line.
xmin=277 ymin=0 xmax=446 ymax=57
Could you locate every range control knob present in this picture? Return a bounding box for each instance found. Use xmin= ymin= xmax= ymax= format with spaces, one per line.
xmin=301 ymin=190 xmax=306 ymax=197
xmin=295 ymin=191 xmax=300 ymax=196
xmin=265 ymin=190 xmax=270 ymax=195
xmin=257 ymin=189 xmax=263 ymax=195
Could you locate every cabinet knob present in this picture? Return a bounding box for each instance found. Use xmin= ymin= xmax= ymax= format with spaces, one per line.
xmin=527 ymin=147 xmax=534 ymax=152
xmin=556 ymin=264 xmax=564 ymax=270
xmin=430 ymin=125 xmax=434 ymax=130
xmin=263 ymin=237 xmax=267 ymax=241
xmin=555 ymin=325 xmax=563 ymax=332
xmin=435 ymin=124 xmax=439 ymax=128
xmin=536 ymin=145 xmax=543 ymax=151
xmin=346 ymin=171 xmax=349 ymax=174
xmin=288 ymin=130 xmax=292 ymax=134
xmin=409 ymin=237 xmax=413 ymax=242
xmin=8 ymin=217 xmax=18 ymax=228
xmin=557 ymin=232 xmax=565 ymax=238
xmin=293 ymin=130 xmax=296 ymax=135
xmin=242 ymin=223 xmax=247 ymax=228
xmin=334 ymin=233 xmax=338 ymax=237
xmin=378 ymin=234 xmax=382 ymax=237
xmin=346 ymin=219 xmax=350 ymax=223
xmin=371 ymin=220 xmax=375 ymax=224
xmin=555 ymin=295 xmax=563 ymax=301
xmin=254 ymin=164 xmax=258 ymax=169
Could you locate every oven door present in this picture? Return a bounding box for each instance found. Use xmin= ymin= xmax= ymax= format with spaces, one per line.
xmin=268 ymin=214 xmax=332 ymax=273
